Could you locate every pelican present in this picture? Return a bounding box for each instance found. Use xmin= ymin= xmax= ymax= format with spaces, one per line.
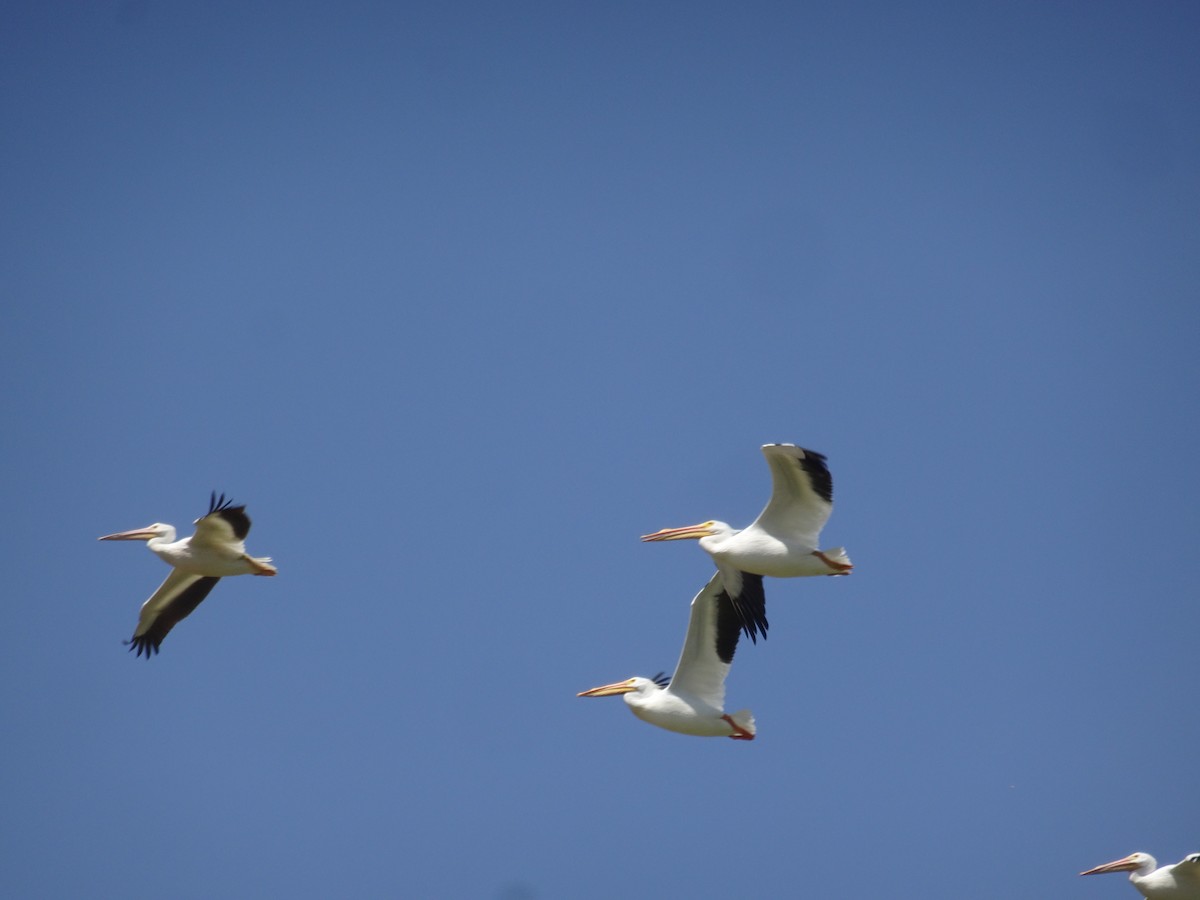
xmin=577 ymin=573 xmax=758 ymax=740
xmin=99 ymin=492 xmax=277 ymax=658
xmin=1080 ymin=852 xmax=1200 ymax=899
xmin=641 ymin=443 xmax=851 ymax=642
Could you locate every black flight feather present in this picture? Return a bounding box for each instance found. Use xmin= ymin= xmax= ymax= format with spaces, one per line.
xmin=206 ymin=491 xmax=251 ymax=540
xmin=795 ymin=447 xmax=833 ymax=504
xmin=125 ymin=576 xmax=222 ymax=659
xmin=726 ymin=571 xmax=768 ymax=644
xmin=650 ymin=671 xmax=670 ymax=688
xmin=713 ymin=582 xmax=746 ymax=665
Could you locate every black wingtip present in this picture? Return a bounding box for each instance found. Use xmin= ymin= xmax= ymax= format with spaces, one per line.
xmin=205 ymin=491 xmax=251 ymax=539
xmin=728 ymin=572 xmax=769 ymax=645
xmin=795 ymin=447 xmax=833 ymax=504
xmin=651 ymin=671 xmax=671 ymax=688
xmin=124 ymin=636 xmax=159 ymax=659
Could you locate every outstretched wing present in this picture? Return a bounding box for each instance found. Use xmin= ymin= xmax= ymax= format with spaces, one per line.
xmin=192 ymin=491 xmax=251 ymax=548
xmin=126 ymin=569 xmax=222 ymax=658
xmin=666 ymin=574 xmax=747 ymax=709
xmin=747 ymin=443 xmax=834 ymax=548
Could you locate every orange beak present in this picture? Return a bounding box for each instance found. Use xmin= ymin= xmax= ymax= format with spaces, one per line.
xmin=1080 ymin=855 xmax=1144 ymax=876
xmin=577 ymin=679 xmax=638 ymax=697
xmin=640 ymin=523 xmax=715 ymax=542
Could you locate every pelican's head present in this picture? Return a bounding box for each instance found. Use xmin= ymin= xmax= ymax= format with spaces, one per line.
xmin=98 ymin=523 xmax=174 ymax=542
xmin=1080 ymin=852 xmax=1157 ymax=878
xmin=577 ymin=672 xmax=669 ymax=699
xmin=641 ymin=520 xmax=733 ymax=542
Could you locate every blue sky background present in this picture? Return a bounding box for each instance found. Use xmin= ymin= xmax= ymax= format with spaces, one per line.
xmin=2 ymin=2 xmax=1198 ymax=898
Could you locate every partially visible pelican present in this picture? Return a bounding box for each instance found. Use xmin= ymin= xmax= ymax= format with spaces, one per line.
xmin=100 ymin=492 xmax=277 ymax=658
xmin=642 ymin=443 xmax=851 ymax=642
xmin=1080 ymin=852 xmax=1200 ymax=899
xmin=577 ymin=573 xmax=758 ymax=740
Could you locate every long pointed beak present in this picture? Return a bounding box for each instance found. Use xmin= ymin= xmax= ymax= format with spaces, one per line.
xmin=98 ymin=528 xmax=155 ymax=541
xmin=577 ymin=679 xmax=637 ymax=697
xmin=1080 ymin=855 xmax=1142 ymax=876
xmin=640 ymin=523 xmax=714 ymax=542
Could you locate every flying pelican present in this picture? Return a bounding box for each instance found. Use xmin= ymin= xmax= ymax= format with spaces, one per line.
xmin=641 ymin=443 xmax=851 ymax=642
xmin=577 ymin=573 xmax=758 ymax=740
xmin=99 ymin=492 xmax=277 ymax=658
xmin=1080 ymin=852 xmax=1200 ymax=899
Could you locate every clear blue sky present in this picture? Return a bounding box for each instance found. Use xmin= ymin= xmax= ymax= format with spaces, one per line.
xmin=2 ymin=3 xmax=1198 ymax=898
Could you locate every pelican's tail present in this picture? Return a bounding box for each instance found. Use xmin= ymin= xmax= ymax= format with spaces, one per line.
xmin=820 ymin=546 xmax=853 ymax=574
xmin=728 ymin=709 xmax=756 ymax=740
xmin=248 ymin=555 xmax=278 ymax=576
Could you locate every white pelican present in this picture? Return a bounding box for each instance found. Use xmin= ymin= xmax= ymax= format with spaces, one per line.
xmin=99 ymin=492 xmax=277 ymax=658
xmin=577 ymin=573 xmax=757 ymax=740
xmin=1080 ymin=852 xmax=1200 ymax=899
xmin=641 ymin=443 xmax=851 ymax=642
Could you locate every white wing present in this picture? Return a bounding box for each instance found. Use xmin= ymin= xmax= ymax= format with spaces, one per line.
xmin=127 ymin=568 xmax=222 ymax=657
xmin=665 ymin=574 xmax=743 ymax=709
xmin=192 ymin=498 xmax=251 ymax=550
xmin=747 ymin=443 xmax=834 ymax=547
